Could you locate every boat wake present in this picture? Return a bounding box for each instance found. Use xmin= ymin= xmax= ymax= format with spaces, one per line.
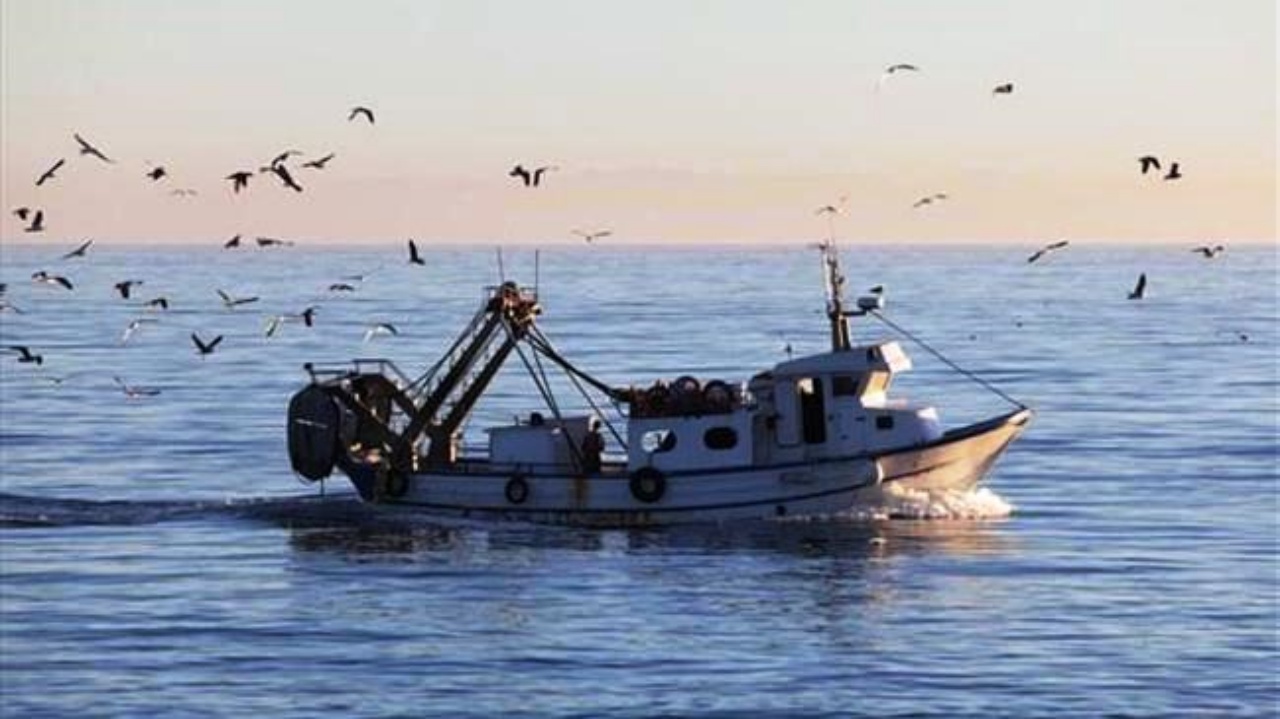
xmin=0 ymin=491 xmax=373 ymax=529
xmin=843 ymin=484 xmax=1015 ymax=520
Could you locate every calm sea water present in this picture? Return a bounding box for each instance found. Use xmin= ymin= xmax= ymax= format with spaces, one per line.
xmin=1 ymin=244 xmax=1275 ymax=717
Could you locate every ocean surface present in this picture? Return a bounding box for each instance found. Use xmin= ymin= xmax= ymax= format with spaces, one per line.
xmin=0 ymin=244 xmax=1275 ymax=717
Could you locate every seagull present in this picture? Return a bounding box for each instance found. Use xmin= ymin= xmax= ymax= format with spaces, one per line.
xmin=114 ymin=280 xmax=143 ymax=299
xmin=1138 ymin=156 xmax=1161 ymax=174
xmin=119 ymin=318 xmax=158 ymax=345
xmin=814 ymin=205 xmax=840 ymax=215
xmin=263 ymin=164 xmax=303 ymax=192
xmin=992 ymin=83 xmax=1014 ymax=95
xmin=143 ymin=296 xmax=170 ymax=311
xmin=74 ymin=133 xmax=114 ymax=163
xmin=170 ymin=188 xmax=198 ymax=197
xmin=270 ymin=150 xmax=303 ymax=167
xmin=264 ymin=307 xmax=317 ymax=337
xmin=302 ymin=153 xmax=336 ymax=170
xmin=572 ymin=229 xmax=612 ymax=244
xmin=256 ymin=237 xmax=292 ymax=248
xmin=868 ymin=284 xmax=886 ymax=295
xmin=1163 ymin=162 xmax=1182 ymax=181
xmin=1191 ymin=244 xmax=1225 ymax=259
xmin=877 ymin=63 xmax=920 ymax=90
xmin=328 ymin=282 xmax=357 ymax=293
xmin=1026 ymin=240 xmax=1070 ymax=264
xmin=912 ymin=193 xmax=948 ymax=209
xmin=407 ymin=239 xmax=425 ymax=265
xmin=349 ymin=106 xmax=376 ymax=124
xmin=60 ymin=240 xmax=93 ymax=260
xmin=13 ymin=207 xmax=31 ymax=220
xmin=23 ymin=210 xmax=45 ymax=233
xmin=299 ymin=306 xmax=317 ymax=326
xmin=36 ymin=159 xmax=66 ymax=186
xmin=191 ymin=332 xmax=224 ymax=356
xmin=217 ymin=289 xmax=259 ymax=308
xmin=226 ymin=171 xmax=253 ymax=193
xmin=363 ymin=322 xmax=399 ymax=342
xmin=1127 ymin=273 xmax=1147 ymax=300
xmin=31 ymin=271 xmax=74 ymax=290
xmin=7 ymin=345 xmax=43 ymax=365
xmin=113 ymin=376 xmax=161 ymax=398
xmin=146 ymin=166 xmax=167 ymax=181
xmin=224 ymin=234 xmax=242 ymax=249
xmin=509 ymin=164 xmax=558 ymax=187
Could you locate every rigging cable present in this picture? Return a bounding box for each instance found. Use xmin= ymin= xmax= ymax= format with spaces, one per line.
xmin=867 ymin=310 xmax=1026 ymax=410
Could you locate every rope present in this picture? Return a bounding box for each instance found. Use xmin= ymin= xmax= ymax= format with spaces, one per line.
xmin=867 ymin=310 xmax=1026 ymax=410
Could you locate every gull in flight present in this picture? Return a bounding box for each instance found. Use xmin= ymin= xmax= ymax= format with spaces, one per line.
xmin=264 ymin=307 xmax=317 ymax=338
xmin=114 ymin=376 xmax=162 ymax=398
xmin=60 ymin=240 xmax=93 ymax=260
xmin=349 ymin=106 xmax=376 ymax=124
xmin=191 ymin=332 xmax=224 ymax=357
xmin=1190 ymin=244 xmax=1225 ymax=259
xmin=877 ymin=63 xmax=919 ymax=91
xmin=573 ymin=229 xmax=612 ymax=244
xmin=509 ymin=164 xmax=558 ymax=187
xmin=1026 ymin=240 xmax=1069 ymax=264
xmin=363 ymin=322 xmax=399 ymax=342
xmin=7 ymin=345 xmax=43 ymax=365
xmin=217 ymin=289 xmax=260 ymax=308
xmin=912 ymin=193 xmax=948 ymax=209
xmin=120 ymin=318 xmax=158 ymax=345
xmin=114 ymin=280 xmax=144 ymax=299
xmin=23 ymin=210 xmax=45 ymax=233
xmin=408 ymin=239 xmax=426 ymax=265
xmin=36 ymin=159 xmax=66 ymax=186
xmin=224 ymin=234 xmax=242 ymax=249
xmin=1138 ymin=156 xmax=1161 ymax=175
xmin=1127 ymin=273 xmax=1147 ymax=300
xmin=32 ymin=271 xmax=74 ymax=290
xmin=226 ymin=171 xmax=252 ymax=193
xmin=1163 ymin=162 xmax=1182 ymax=181
xmin=302 ymin=153 xmax=336 ymax=170
xmin=74 ymin=133 xmax=114 ymax=163
xmin=992 ymin=83 xmax=1014 ymax=96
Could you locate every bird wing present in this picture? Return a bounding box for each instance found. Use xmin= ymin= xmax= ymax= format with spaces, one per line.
xmin=207 ymin=335 xmax=224 ymax=351
xmin=61 ymin=240 xmax=92 ymax=259
xmin=1047 ymin=240 xmax=1069 ymax=250
xmin=265 ymin=316 xmax=283 ymax=337
xmin=191 ymin=333 xmax=208 ymax=352
xmin=54 ymin=276 xmax=73 ymax=290
xmin=408 ymin=239 xmax=422 ymax=262
xmin=8 ymin=346 xmax=33 ymax=360
xmin=1135 ymin=274 xmax=1147 ymax=295
xmin=1026 ymin=250 xmax=1045 ymax=263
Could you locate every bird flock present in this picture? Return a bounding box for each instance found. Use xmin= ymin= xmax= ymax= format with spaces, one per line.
xmin=3 ymin=69 xmax=1242 ymax=389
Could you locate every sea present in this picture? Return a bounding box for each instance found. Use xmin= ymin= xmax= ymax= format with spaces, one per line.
xmin=0 ymin=244 xmax=1275 ymax=718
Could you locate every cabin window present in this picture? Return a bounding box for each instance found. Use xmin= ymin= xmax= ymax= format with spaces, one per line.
xmin=641 ymin=429 xmax=677 ymax=454
xmin=876 ymin=415 xmax=895 ymax=431
xmin=832 ymin=374 xmax=860 ymax=397
xmin=798 ymin=378 xmax=827 ymax=445
xmin=703 ymin=427 xmax=738 ymax=450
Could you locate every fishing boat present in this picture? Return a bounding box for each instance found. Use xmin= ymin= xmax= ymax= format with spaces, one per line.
xmin=286 ymin=243 xmax=1031 ymax=526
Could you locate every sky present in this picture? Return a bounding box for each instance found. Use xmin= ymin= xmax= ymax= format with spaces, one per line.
xmin=0 ymin=0 xmax=1275 ymax=245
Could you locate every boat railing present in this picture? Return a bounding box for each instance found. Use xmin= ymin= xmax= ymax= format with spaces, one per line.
xmin=306 ymin=358 xmax=418 ymax=396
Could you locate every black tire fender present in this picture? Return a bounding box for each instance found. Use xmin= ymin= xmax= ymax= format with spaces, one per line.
xmin=629 ymin=467 xmax=667 ymax=504
xmin=505 ymin=475 xmax=530 ymax=505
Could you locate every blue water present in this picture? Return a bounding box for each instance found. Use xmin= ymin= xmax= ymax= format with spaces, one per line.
xmin=1 ymin=244 xmax=1275 ymax=717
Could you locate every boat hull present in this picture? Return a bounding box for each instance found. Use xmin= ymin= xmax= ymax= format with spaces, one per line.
xmin=336 ymin=408 xmax=1032 ymax=527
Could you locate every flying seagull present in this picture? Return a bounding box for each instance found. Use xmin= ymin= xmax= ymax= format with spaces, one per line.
xmin=302 ymin=153 xmax=336 ymax=170
xmin=226 ymin=171 xmax=253 ymax=193
xmin=7 ymin=345 xmax=43 ymax=365
xmin=60 ymin=240 xmax=93 ymax=260
xmin=256 ymin=237 xmax=292 ymax=248
xmin=31 ymin=271 xmax=73 ymax=290
xmin=191 ymin=332 xmax=224 ymax=356
xmin=912 ymin=192 xmax=948 ymax=209
xmin=877 ymin=63 xmax=920 ymax=90
xmin=74 ymin=133 xmax=114 ymax=163
xmin=114 ymin=376 xmax=161 ymax=398
xmin=1026 ymin=240 xmax=1069 ymax=264
xmin=36 ymin=159 xmax=66 ymax=186
xmin=264 ymin=307 xmax=317 ymax=338
xmin=1138 ymin=156 xmax=1161 ymax=174
xmin=23 ymin=210 xmax=44 ymax=233
xmin=270 ymin=150 xmax=303 ymax=167
xmin=363 ymin=322 xmax=399 ymax=342
xmin=1191 ymin=244 xmax=1225 ymax=259
xmin=814 ymin=205 xmax=840 ymax=215
xmin=13 ymin=207 xmax=31 ymax=220
xmin=1163 ymin=162 xmax=1182 ymax=181
xmin=1127 ymin=273 xmax=1147 ymax=300
xmin=328 ymin=282 xmax=357 ymax=293
xmin=114 ymin=280 xmax=143 ymax=299
xmin=349 ymin=106 xmax=376 ymax=124
xmin=573 ymin=229 xmax=612 ymax=244
xmin=509 ymin=164 xmax=557 ymax=187
xmin=119 ymin=318 xmax=158 ymax=345
xmin=407 ymin=239 xmax=425 ymax=265
xmin=263 ymin=164 xmax=303 ymax=192
xmin=144 ymin=296 xmax=170 ymax=311
xmin=224 ymin=234 xmax=242 ymax=249
xmin=992 ymin=83 xmax=1014 ymax=95
xmin=217 ymin=289 xmax=259 ymax=308
xmin=170 ymin=188 xmax=198 ymax=197
xmin=146 ymin=166 xmax=167 ymax=181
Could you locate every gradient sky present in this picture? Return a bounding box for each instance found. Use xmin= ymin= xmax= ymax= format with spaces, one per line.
xmin=1 ymin=0 xmax=1275 ymax=245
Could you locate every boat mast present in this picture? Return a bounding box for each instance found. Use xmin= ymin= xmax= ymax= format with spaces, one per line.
xmin=820 ymin=239 xmax=852 ymax=352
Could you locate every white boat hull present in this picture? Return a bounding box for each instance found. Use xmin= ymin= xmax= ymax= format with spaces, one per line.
xmin=337 ymin=408 xmax=1032 ymax=527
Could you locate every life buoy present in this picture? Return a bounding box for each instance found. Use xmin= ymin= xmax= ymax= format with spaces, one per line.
xmin=505 ymin=475 xmax=530 ymax=505
xmin=629 ymin=467 xmax=667 ymax=504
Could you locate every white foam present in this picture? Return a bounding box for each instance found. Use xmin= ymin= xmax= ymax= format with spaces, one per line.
xmin=840 ymin=484 xmax=1016 ymax=521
